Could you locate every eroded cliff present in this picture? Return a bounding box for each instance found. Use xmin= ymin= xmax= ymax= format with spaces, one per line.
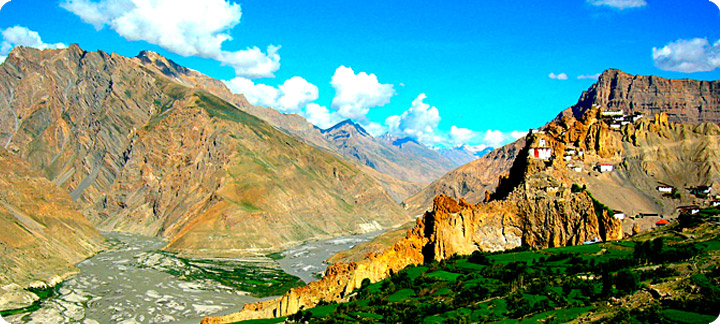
xmin=0 ymin=45 xmax=410 ymax=257
xmin=0 ymin=149 xmax=105 ymax=310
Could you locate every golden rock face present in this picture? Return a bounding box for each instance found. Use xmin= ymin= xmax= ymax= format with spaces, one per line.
xmin=0 ymin=149 xmax=105 ymax=294
xmin=0 ymin=45 xmax=411 ymax=258
xmin=205 ymin=70 xmax=720 ymax=322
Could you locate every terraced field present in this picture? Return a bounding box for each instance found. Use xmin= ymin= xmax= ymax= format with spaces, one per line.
xmin=231 ymin=211 xmax=720 ymax=324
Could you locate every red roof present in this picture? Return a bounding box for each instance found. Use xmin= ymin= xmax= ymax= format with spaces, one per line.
xmin=656 ymin=219 xmax=670 ymax=225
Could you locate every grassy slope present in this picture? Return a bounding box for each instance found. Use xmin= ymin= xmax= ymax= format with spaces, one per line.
xmin=233 ymin=209 xmax=720 ymax=324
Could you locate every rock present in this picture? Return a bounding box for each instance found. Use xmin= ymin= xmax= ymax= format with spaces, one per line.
xmin=571 ymin=69 xmax=720 ymax=124
xmin=0 ymin=45 xmax=411 ymax=257
xmin=0 ymin=284 xmax=38 ymax=311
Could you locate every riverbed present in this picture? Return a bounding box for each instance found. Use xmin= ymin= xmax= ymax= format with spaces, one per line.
xmin=6 ymin=231 xmax=381 ymax=324
xmin=276 ymin=231 xmax=382 ymax=283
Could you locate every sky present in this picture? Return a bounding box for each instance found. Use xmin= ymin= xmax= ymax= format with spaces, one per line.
xmin=1 ymin=0 xmax=719 ymax=150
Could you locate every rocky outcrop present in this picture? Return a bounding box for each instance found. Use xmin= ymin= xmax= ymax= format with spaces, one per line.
xmin=409 ymin=69 xmax=720 ymax=215
xmin=570 ymin=69 xmax=720 ymax=124
xmin=0 ymin=45 xmax=410 ymax=257
xmin=0 ymin=149 xmax=104 ymax=310
xmin=202 ymin=125 xmax=624 ymax=323
xmin=403 ymin=138 xmax=526 ymax=215
xmin=133 ymin=51 xmax=448 ymax=196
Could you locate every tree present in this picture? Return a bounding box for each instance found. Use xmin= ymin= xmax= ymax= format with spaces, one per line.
xmin=614 ymin=269 xmax=641 ymax=295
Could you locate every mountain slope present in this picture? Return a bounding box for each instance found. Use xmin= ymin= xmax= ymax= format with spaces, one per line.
xmin=568 ymin=68 xmax=720 ymax=124
xmin=320 ymin=120 xmax=455 ymax=185
xmin=403 ymin=138 xmax=526 ymax=216
xmin=407 ymin=68 xmax=720 ymax=215
xmin=132 ymin=51 xmax=428 ymax=200
xmin=0 ymin=149 xmax=104 ymax=310
xmin=205 ymin=81 xmax=720 ymax=321
xmin=0 ymin=45 xmax=410 ymax=257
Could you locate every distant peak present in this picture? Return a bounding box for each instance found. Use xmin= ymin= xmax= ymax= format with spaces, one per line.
xmin=322 ymin=119 xmax=370 ymax=137
xmin=135 ymin=50 xmax=191 ymax=78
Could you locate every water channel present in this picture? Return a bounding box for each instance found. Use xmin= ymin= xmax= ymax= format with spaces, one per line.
xmin=6 ymin=231 xmax=380 ymax=324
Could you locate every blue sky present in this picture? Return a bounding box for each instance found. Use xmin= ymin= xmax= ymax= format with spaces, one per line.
xmin=1 ymin=0 xmax=719 ymax=149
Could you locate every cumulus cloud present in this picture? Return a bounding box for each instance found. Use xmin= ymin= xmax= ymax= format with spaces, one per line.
xmin=60 ymin=0 xmax=279 ymax=78
xmin=385 ymin=94 xmax=444 ymax=145
xmin=577 ymin=73 xmax=601 ymax=80
xmin=548 ymin=72 xmax=568 ymax=80
xmin=331 ymin=66 xmax=395 ymax=121
xmin=449 ymin=126 xmax=475 ymax=146
xmin=652 ymin=38 xmax=720 ymax=73
xmin=384 ymin=93 xmax=526 ymax=148
xmin=224 ymin=76 xmax=318 ymax=114
xmin=0 ymin=26 xmax=66 ymax=63
xmin=587 ymin=0 xmax=647 ymax=9
xmin=304 ymin=103 xmax=344 ymax=129
xmin=711 ymin=0 xmax=720 ymax=12
xmin=510 ymin=130 xmax=528 ymax=140
xmin=0 ymin=0 xmax=11 ymax=12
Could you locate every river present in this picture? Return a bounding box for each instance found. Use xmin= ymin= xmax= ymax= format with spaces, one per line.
xmin=6 ymin=231 xmax=381 ymax=324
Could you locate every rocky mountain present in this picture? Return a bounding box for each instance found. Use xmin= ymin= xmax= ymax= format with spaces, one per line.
xmin=203 ymin=70 xmax=720 ymax=322
xmin=568 ymin=69 xmax=720 ymax=124
xmin=203 ymin=116 xmax=625 ymax=323
xmin=320 ymin=120 xmax=456 ymax=185
xmin=0 ymin=45 xmax=410 ymax=257
xmin=406 ymin=69 xmax=720 ymax=216
xmin=132 ymin=50 xmax=452 ymax=191
xmin=437 ymin=144 xmax=493 ymax=166
xmin=403 ymin=138 xmax=525 ymax=216
xmin=0 ymin=149 xmax=104 ymax=311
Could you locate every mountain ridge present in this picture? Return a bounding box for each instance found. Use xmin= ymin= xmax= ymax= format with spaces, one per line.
xmin=0 ymin=44 xmax=411 ymax=257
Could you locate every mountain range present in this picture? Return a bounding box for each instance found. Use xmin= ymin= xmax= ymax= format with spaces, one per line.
xmin=1 ymin=45 xmax=720 ymax=321
xmin=203 ymin=69 xmax=720 ymax=323
xmin=0 ymin=45 xmax=414 ymax=260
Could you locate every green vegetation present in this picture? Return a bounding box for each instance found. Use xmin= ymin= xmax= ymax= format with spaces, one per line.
xmin=234 ymin=221 xmax=719 ymax=323
xmin=0 ymin=285 xmax=58 ymax=317
xmin=142 ymin=252 xmax=304 ymax=298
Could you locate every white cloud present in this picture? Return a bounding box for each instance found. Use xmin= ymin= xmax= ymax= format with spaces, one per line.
xmin=510 ymin=130 xmax=528 ymax=139
xmin=577 ymin=73 xmax=601 ymax=80
xmin=331 ymin=66 xmax=395 ymax=121
xmin=224 ymin=76 xmax=318 ymax=114
xmin=483 ymin=130 xmax=506 ymax=148
xmin=652 ymin=38 xmax=720 ymax=73
xmin=548 ymin=72 xmax=568 ymax=80
xmin=385 ymin=94 xmax=443 ymax=145
xmin=61 ymin=0 xmax=279 ymax=78
xmin=0 ymin=26 xmax=66 ymax=62
xmin=0 ymin=0 xmax=11 ymax=12
xmin=587 ymin=0 xmax=647 ymax=9
xmin=449 ymin=126 xmax=475 ymax=146
xmin=383 ymin=93 xmax=525 ymax=148
xmin=711 ymin=0 xmax=720 ymax=12
xmin=362 ymin=121 xmax=387 ymax=137
xmin=304 ymin=103 xmax=344 ymax=129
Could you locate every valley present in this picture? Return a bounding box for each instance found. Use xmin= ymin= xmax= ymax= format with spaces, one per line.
xmin=0 ymin=35 xmax=719 ymax=324
xmin=3 ymin=231 xmax=381 ymax=324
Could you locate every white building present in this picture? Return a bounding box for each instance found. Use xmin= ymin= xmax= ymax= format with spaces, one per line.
xmin=530 ymin=147 xmax=553 ymax=160
xmin=613 ymin=213 xmax=626 ymax=220
xmin=529 ymin=128 xmax=544 ymax=134
xmin=597 ymin=163 xmax=614 ymax=172
xmin=657 ymin=186 xmax=674 ymax=193
xmin=601 ymin=110 xmax=624 ymax=116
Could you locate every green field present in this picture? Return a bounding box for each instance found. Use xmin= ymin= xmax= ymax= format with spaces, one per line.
xmin=232 ymin=220 xmax=720 ymax=324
